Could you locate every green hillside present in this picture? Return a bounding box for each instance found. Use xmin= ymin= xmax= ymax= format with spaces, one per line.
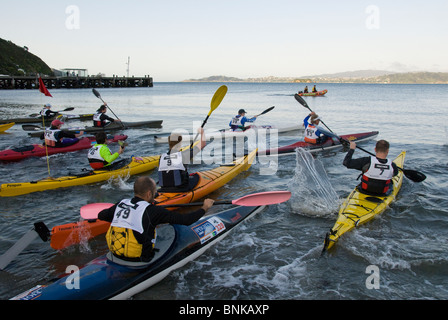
xmin=0 ymin=38 xmax=53 ymax=76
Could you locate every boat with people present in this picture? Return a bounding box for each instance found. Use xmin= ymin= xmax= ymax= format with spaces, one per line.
xmin=0 ymin=134 xmax=128 ymax=162
xmin=298 ymin=89 xmax=328 ymax=97
xmin=25 ymin=120 xmax=164 ymax=137
xmin=154 ymin=124 xmax=303 ymax=143
xmin=11 ymin=204 xmax=267 ymax=300
xmin=258 ymin=131 xmax=379 ymax=156
xmin=322 ymin=151 xmax=406 ymax=252
xmin=47 ymin=148 xmax=257 ymax=250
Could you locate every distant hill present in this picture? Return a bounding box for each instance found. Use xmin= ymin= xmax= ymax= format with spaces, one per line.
xmin=0 ymin=38 xmax=53 ymax=76
xmin=184 ymin=70 xmax=448 ymax=84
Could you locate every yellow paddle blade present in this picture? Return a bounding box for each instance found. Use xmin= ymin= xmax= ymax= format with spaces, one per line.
xmin=208 ymin=85 xmax=228 ymax=115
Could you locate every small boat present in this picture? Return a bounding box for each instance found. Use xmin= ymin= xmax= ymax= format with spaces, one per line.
xmin=0 ymin=113 xmax=93 ymax=124
xmin=0 ymin=134 xmax=127 ymax=162
xmin=27 ymin=120 xmax=163 ymax=137
xmin=298 ymin=89 xmax=328 ymax=97
xmin=322 ymin=151 xmax=406 ymax=252
xmin=11 ymin=204 xmax=266 ymax=300
xmin=0 ymin=122 xmax=15 ymax=133
xmin=258 ymin=131 xmax=379 ymax=156
xmin=154 ymin=124 xmax=303 ymax=143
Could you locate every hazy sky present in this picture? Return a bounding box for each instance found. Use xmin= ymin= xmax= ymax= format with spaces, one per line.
xmin=1 ymin=0 xmax=447 ymax=81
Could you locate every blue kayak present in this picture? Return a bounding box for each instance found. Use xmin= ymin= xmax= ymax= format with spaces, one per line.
xmin=11 ymin=205 xmax=265 ymax=300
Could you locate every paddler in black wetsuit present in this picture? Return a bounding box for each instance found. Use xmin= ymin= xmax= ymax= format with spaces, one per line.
xmin=343 ymin=139 xmax=399 ymax=196
xmin=93 ymin=105 xmax=121 ymax=127
xmin=98 ymin=176 xmax=214 ymax=264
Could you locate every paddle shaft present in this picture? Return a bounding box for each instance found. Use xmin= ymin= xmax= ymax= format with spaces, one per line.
xmin=92 ymin=89 xmax=124 ymax=128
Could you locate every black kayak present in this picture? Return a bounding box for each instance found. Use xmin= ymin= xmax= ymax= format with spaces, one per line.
xmin=11 ymin=205 xmax=265 ymax=300
xmin=27 ymin=120 xmax=163 ymax=137
xmin=0 ymin=113 xmax=93 ymax=124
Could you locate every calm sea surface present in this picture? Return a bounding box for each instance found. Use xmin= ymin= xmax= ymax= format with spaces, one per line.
xmin=0 ymin=82 xmax=447 ymax=300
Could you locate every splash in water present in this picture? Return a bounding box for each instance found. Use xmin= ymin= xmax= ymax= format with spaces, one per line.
xmin=288 ymin=148 xmax=339 ymax=216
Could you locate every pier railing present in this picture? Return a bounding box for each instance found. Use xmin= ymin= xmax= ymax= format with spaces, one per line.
xmin=0 ymin=75 xmax=153 ymax=89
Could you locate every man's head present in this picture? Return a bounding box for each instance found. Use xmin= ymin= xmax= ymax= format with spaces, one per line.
xmin=168 ymin=134 xmax=183 ymax=150
xmin=310 ymin=114 xmax=321 ymax=125
xmin=238 ymin=109 xmax=247 ymax=116
xmin=95 ymin=132 xmax=107 ymax=144
xmin=134 ymin=176 xmax=157 ymax=201
xmin=97 ymin=105 xmax=107 ymax=113
xmin=375 ymin=139 xmax=390 ymax=154
xmin=51 ymin=119 xmax=64 ymax=128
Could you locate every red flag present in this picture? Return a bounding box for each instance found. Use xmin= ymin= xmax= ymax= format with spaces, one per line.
xmin=38 ymin=77 xmax=52 ymax=97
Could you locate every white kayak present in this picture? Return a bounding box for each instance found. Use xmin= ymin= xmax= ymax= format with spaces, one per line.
xmin=154 ymin=124 xmax=303 ymax=143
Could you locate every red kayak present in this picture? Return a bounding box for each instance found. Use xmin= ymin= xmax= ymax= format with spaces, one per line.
xmin=0 ymin=135 xmax=127 ymax=162
xmin=258 ymin=131 xmax=379 ymax=156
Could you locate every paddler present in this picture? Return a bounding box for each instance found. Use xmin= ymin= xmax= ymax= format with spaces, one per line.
xmin=343 ymin=139 xmax=399 ymax=195
xmin=312 ymin=85 xmax=317 ymax=93
xmin=40 ymin=103 xmax=59 ymax=119
xmin=229 ymin=108 xmax=257 ymax=131
xmin=157 ymin=128 xmax=206 ymax=192
xmin=98 ymin=176 xmax=215 ymax=264
xmin=303 ymin=112 xmax=329 ymax=144
xmin=43 ymin=119 xmax=84 ymax=148
xmin=93 ymin=105 xmax=121 ymax=127
xmin=87 ymin=131 xmax=124 ymax=170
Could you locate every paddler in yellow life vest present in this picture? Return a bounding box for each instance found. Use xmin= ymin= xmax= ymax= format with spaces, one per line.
xmin=44 ymin=119 xmax=84 ymax=148
xmin=87 ymin=131 xmax=124 ymax=170
xmin=157 ymin=128 xmax=206 ymax=192
xmin=312 ymin=85 xmax=317 ymax=93
xmin=343 ymin=139 xmax=399 ymax=195
xmin=98 ymin=176 xmax=214 ymax=264
xmin=303 ymin=112 xmax=329 ymax=144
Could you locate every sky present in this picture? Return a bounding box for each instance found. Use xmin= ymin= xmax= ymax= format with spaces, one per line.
xmin=1 ymin=0 xmax=447 ymax=81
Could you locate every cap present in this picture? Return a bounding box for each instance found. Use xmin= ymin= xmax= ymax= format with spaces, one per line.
xmin=45 ymin=103 xmax=52 ymax=108
xmin=51 ymin=119 xmax=64 ymax=127
xmin=238 ymin=109 xmax=247 ymax=114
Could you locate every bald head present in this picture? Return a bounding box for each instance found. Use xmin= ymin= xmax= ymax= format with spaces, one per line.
xmin=134 ymin=176 xmax=157 ymax=201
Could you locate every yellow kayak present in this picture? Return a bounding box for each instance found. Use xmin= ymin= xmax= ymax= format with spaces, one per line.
xmin=0 ymin=155 xmax=161 ymax=197
xmin=322 ymin=151 xmax=406 ymax=252
xmin=0 ymin=122 xmax=15 ymax=133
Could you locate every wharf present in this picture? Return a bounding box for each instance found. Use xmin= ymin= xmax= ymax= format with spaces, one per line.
xmin=0 ymin=75 xmax=153 ymax=90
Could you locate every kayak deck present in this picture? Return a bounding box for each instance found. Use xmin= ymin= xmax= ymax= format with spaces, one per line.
xmin=322 ymin=151 xmax=406 ymax=252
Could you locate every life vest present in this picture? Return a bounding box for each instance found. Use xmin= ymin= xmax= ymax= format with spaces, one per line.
xmin=158 ymin=151 xmax=187 ymax=187
xmin=106 ymin=199 xmax=153 ymax=260
xmin=93 ymin=111 xmax=105 ymax=127
xmin=40 ymin=108 xmax=49 ymax=117
xmin=230 ymin=115 xmax=244 ymax=131
xmin=360 ymin=156 xmax=394 ymax=194
xmin=44 ymin=128 xmax=59 ymax=147
xmin=87 ymin=144 xmax=109 ymax=169
xmin=304 ymin=124 xmax=319 ymax=144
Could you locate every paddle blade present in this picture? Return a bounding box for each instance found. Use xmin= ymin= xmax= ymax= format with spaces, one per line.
xmin=209 ymin=85 xmax=228 ymax=115
xmin=92 ymin=88 xmax=101 ymax=99
xmin=80 ymin=203 xmax=114 ymax=220
xmin=294 ymin=94 xmax=310 ymax=110
xmin=258 ymin=106 xmax=275 ymax=116
xmin=232 ymin=191 xmax=291 ymax=206
xmin=403 ymin=169 xmax=426 ymax=182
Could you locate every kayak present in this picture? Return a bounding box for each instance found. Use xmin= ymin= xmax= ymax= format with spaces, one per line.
xmin=11 ymin=204 xmax=266 ymax=300
xmin=154 ymin=124 xmax=303 ymax=143
xmin=48 ymin=148 xmax=257 ymax=250
xmin=0 ymin=155 xmax=160 ymax=197
xmin=0 ymin=134 xmax=128 ymax=162
xmin=322 ymin=151 xmax=406 ymax=252
xmin=259 ymin=131 xmax=379 ymax=156
xmin=27 ymin=120 xmax=163 ymax=137
xmin=0 ymin=113 xmax=92 ymax=124
xmin=298 ymin=89 xmax=328 ymax=96
xmin=0 ymin=122 xmax=15 ymax=133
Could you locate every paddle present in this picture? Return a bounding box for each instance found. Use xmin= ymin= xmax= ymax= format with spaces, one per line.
xmin=294 ymin=94 xmax=426 ymax=183
xmin=29 ymin=107 xmax=75 ymax=117
xmin=80 ymin=191 xmax=291 ymax=221
xmin=92 ymin=89 xmax=124 ymax=128
xmin=0 ymin=222 xmax=50 ymax=270
xmin=254 ymin=106 xmax=275 ymax=117
xmin=190 ymin=85 xmax=228 ymax=148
